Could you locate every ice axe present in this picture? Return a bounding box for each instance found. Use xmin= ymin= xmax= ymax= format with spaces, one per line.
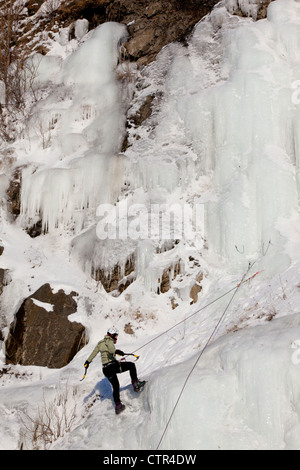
xmin=80 ymin=369 xmax=88 ymax=382
xmin=80 ymin=361 xmax=89 ymax=381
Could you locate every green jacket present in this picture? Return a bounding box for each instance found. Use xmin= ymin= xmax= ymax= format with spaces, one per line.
xmin=87 ymin=335 xmax=116 ymax=365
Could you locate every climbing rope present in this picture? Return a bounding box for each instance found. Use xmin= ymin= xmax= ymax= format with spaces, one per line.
xmin=133 ymin=264 xmax=263 ymax=356
xmin=155 ymin=261 xmax=261 ymax=450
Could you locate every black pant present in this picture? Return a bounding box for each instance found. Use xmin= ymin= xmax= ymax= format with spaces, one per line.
xmin=103 ymin=361 xmax=138 ymax=404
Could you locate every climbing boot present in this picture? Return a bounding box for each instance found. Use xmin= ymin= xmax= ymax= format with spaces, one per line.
xmin=132 ymin=379 xmax=146 ymax=392
xmin=115 ymin=402 xmax=126 ymax=415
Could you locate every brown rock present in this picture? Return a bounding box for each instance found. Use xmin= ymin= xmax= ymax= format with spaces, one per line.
xmin=5 ymin=284 xmax=86 ymax=368
xmin=93 ymin=256 xmax=135 ymax=295
xmin=190 ymin=273 xmax=203 ymax=304
xmin=257 ymin=0 xmax=273 ymax=20
xmin=56 ymin=0 xmax=220 ymax=66
xmin=125 ymin=28 xmax=156 ymax=60
xmin=0 ymin=268 xmax=8 ymax=295
xmin=26 ymin=0 xmax=45 ymax=16
xmin=6 ymin=168 xmax=22 ymax=218
xmin=124 ymin=322 xmax=134 ymax=335
xmin=118 ymin=0 xmax=220 ymax=65
xmin=228 ymin=0 xmax=273 ymax=20
xmin=129 ymin=95 xmax=155 ymax=127
xmin=159 ymin=261 xmax=181 ymax=294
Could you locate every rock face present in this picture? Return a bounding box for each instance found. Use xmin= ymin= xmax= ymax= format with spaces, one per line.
xmin=6 ymin=168 xmax=22 ymax=218
xmin=55 ymin=0 xmax=221 ymax=66
xmin=0 ymin=246 xmax=9 ymax=297
xmin=1 ymin=0 xmax=273 ymax=366
xmin=55 ymin=0 xmax=274 ymax=66
xmin=93 ymin=257 xmax=135 ymax=295
xmin=190 ymin=273 xmax=203 ymax=304
xmin=0 ymin=269 xmax=7 ymax=296
xmin=5 ymin=284 xmax=86 ymax=369
xmin=110 ymin=0 xmax=221 ymax=65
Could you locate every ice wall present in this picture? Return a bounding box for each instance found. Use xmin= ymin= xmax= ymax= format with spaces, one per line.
xmin=225 ymin=0 xmax=267 ymax=19
xmin=20 ymin=22 xmax=128 ymax=233
xmin=60 ymin=22 xmax=127 ymax=154
xmin=19 ymin=1 xmax=300 ymax=288
xmin=179 ymin=0 xmax=300 ymax=271
xmin=145 ymin=314 xmax=300 ymax=450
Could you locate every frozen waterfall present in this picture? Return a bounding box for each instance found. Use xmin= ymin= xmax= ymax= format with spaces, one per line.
xmin=179 ymin=0 xmax=300 ymax=272
xmin=19 ymin=0 xmax=300 ymax=287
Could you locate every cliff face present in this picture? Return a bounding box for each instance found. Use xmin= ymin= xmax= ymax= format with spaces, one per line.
xmin=31 ymin=0 xmax=220 ymax=65
xmin=2 ymin=0 xmax=275 ymax=368
xmin=106 ymin=0 xmax=221 ymax=65
xmin=27 ymin=1 xmax=273 ymax=65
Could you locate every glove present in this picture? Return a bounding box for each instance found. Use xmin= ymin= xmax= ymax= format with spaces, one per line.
xmin=84 ymin=360 xmax=90 ymax=369
xmin=115 ymin=349 xmax=125 ymax=356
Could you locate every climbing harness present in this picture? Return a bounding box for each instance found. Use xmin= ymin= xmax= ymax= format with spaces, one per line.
xmin=155 ymin=261 xmax=261 ymax=450
xmin=80 ymin=353 xmax=139 ymax=380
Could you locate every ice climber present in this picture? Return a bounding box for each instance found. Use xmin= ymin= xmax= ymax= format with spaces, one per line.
xmin=84 ymin=327 xmax=145 ymax=414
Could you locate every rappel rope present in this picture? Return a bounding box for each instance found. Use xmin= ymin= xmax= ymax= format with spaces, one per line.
xmin=80 ymin=261 xmax=263 ymax=445
xmin=80 ymin=266 xmax=262 ymax=382
xmin=133 ymin=265 xmax=263 ymax=356
xmin=155 ymin=261 xmax=259 ymax=450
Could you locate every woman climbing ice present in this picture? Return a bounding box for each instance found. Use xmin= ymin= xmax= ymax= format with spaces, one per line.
xmin=84 ymin=327 xmax=145 ymax=414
